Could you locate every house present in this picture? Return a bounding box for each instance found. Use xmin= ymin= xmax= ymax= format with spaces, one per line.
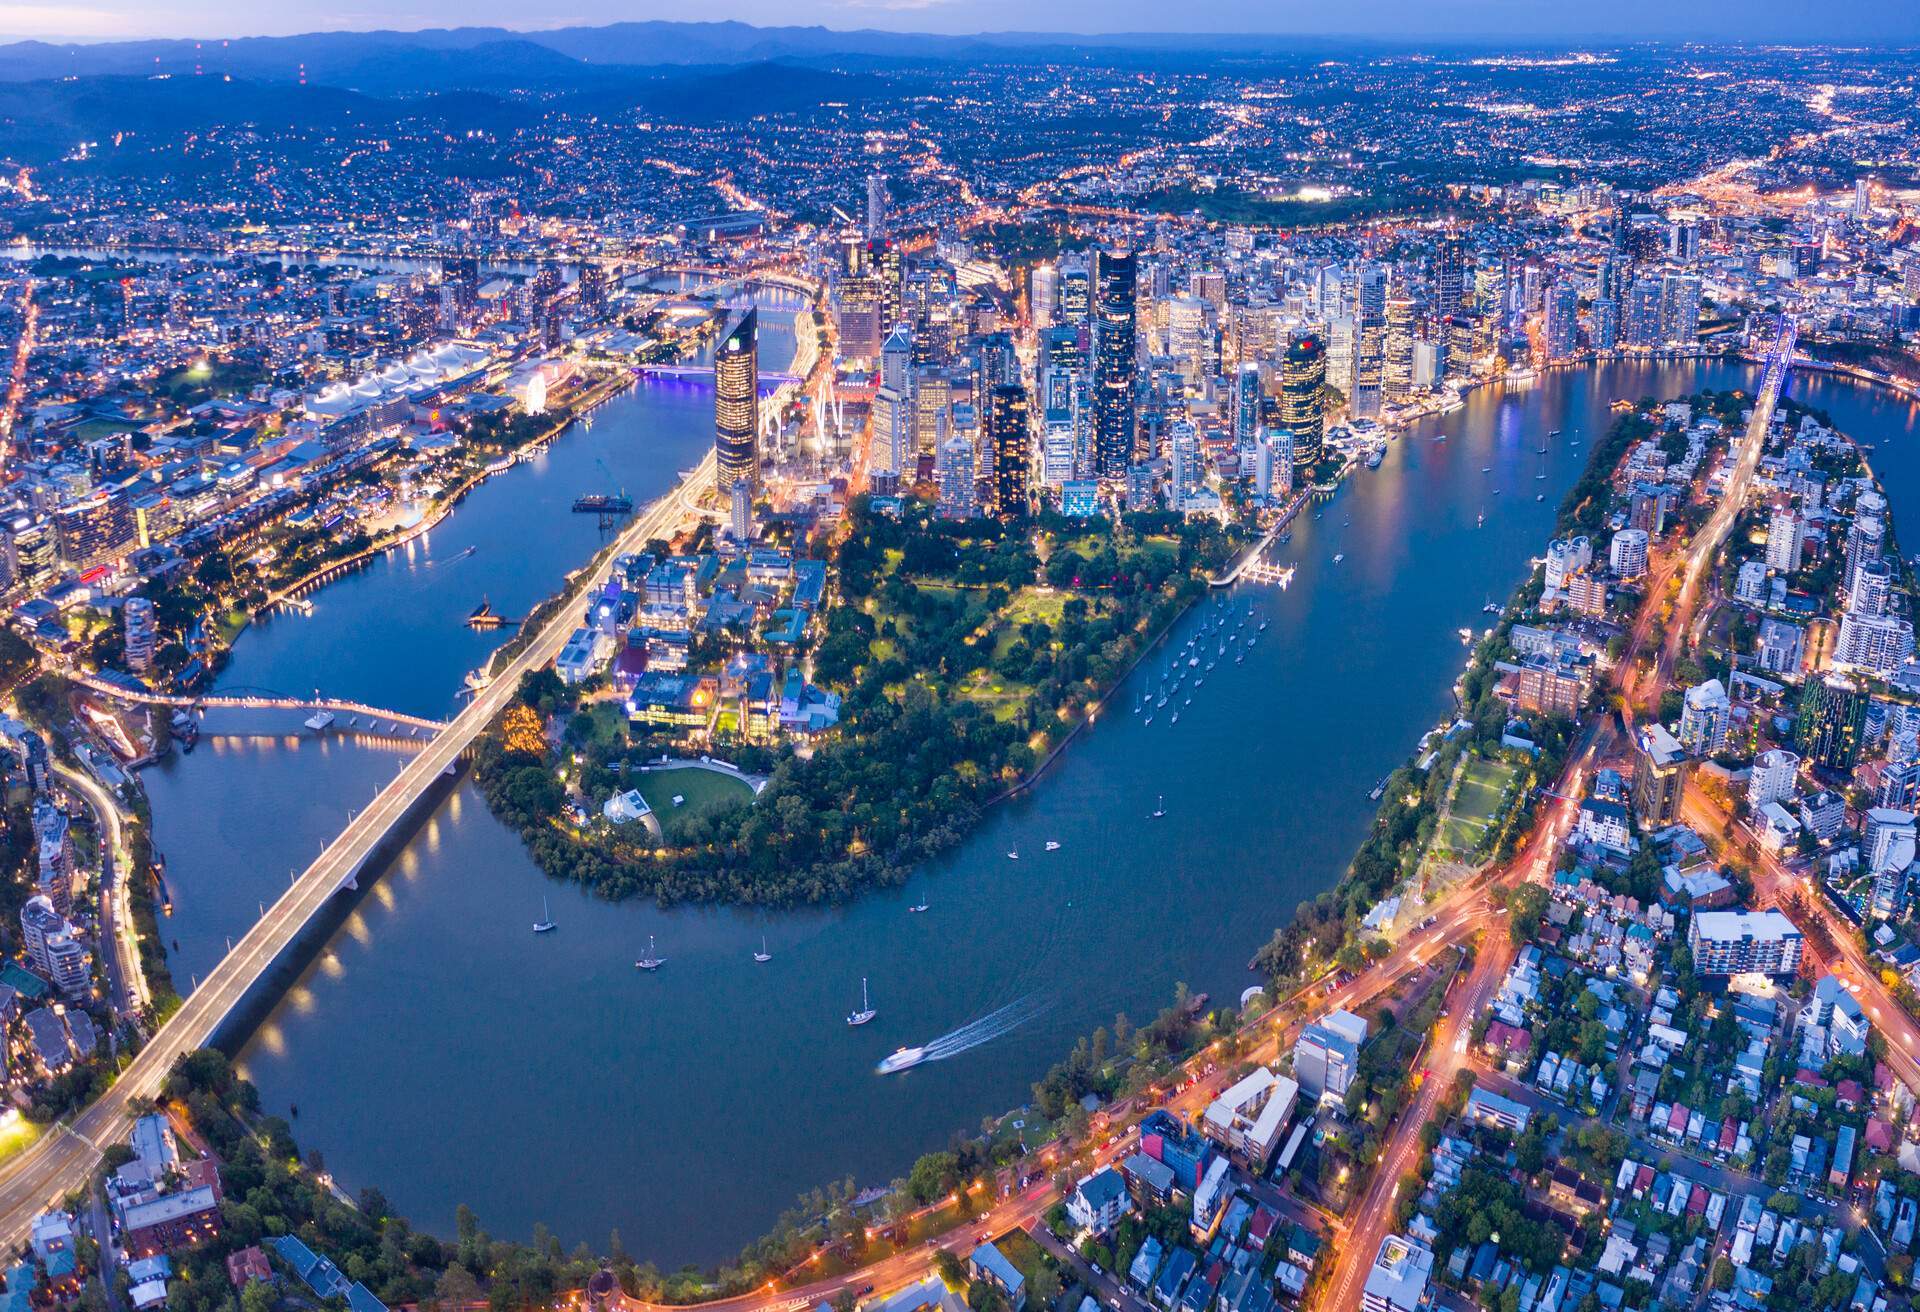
xmin=1066 ymin=1168 xmax=1131 ymax=1236
xmin=866 ymin=1276 xmax=968 ymax=1312
xmin=967 ymin=1242 xmax=1025 ymax=1308
xmin=226 ymin=1246 xmax=272 ymax=1290
xmin=1465 ymin=1087 xmax=1532 ymax=1134
xmin=269 ymin=1236 xmax=351 ymax=1299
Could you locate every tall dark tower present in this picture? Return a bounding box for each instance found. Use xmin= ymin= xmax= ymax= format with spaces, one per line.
xmin=714 ymin=308 xmax=760 ymax=495
xmin=1092 ymin=249 xmax=1137 ymax=478
xmin=1281 ymin=332 xmax=1327 ymax=467
xmin=1433 ymin=236 xmax=1468 ymax=318
xmin=986 ymin=383 xmax=1031 ymax=519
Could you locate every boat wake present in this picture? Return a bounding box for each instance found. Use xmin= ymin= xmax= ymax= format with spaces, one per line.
xmin=919 ymin=994 xmax=1051 ymax=1064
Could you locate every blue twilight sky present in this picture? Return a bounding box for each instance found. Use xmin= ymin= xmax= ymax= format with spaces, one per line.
xmin=1 ymin=0 xmax=1916 ymax=43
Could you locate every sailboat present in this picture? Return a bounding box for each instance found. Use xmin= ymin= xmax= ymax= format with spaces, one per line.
xmin=533 ymin=897 xmax=556 ymax=934
xmin=1007 ymin=844 xmax=1020 ymax=860
xmin=1149 ymin=794 xmax=1166 ymax=819
xmin=909 ymin=902 xmax=930 ymax=913
xmin=847 ymin=977 xmax=877 ymax=1026
xmin=635 ymin=935 xmax=664 ymax=971
xmin=753 ymin=936 xmax=772 ymax=963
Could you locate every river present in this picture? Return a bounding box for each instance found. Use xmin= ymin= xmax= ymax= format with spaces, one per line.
xmin=135 ymin=354 xmax=1920 ymax=1267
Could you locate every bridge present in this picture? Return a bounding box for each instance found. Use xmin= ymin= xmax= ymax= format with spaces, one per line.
xmin=634 ymin=363 xmax=801 ymax=386
xmin=71 ymin=675 xmax=447 ymax=733
xmin=0 ymin=450 xmax=715 ymax=1247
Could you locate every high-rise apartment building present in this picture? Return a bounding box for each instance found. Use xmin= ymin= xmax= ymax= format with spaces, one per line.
xmin=1092 ymin=250 xmax=1138 ymax=477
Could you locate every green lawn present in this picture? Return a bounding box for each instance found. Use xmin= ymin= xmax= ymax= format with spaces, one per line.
xmin=1438 ymin=757 xmax=1521 ymax=855
xmin=636 ymin=766 xmax=754 ymax=821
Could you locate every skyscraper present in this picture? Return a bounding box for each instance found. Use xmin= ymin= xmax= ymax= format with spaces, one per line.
xmin=986 ymin=383 xmax=1031 ymax=519
xmin=1092 ymin=249 xmax=1138 ymax=477
xmin=713 ymin=308 xmax=760 ymax=495
xmin=1351 ymin=262 xmax=1387 ymax=417
xmin=1382 ymin=297 xmax=1416 ymax=402
xmin=1543 ymin=280 xmax=1580 ymax=361
xmin=1659 ymin=274 xmax=1702 ymax=346
xmin=1281 ymin=332 xmax=1326 ymax=468
xmin=866 ymin=173 xmax=888 ymax=238
xmin=1232 ymin=364 xmax=1262 ymax=452
xmin=1433 ymin=236 xmax=1468 ymax=317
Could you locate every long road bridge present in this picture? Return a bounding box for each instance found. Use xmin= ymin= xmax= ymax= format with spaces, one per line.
xmin=0 ymin=451 xmax=715 ymax=1247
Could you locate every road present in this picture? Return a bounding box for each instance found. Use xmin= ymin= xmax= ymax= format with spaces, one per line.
xmin=52 ymin=760 xmax=147 ymax=1019
xmin=0 ymin=450 xmax=715 ymax=1250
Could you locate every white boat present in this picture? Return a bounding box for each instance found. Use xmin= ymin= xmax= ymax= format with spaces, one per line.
xmin=753 ymin=936 xmax=771 ymax=963
xmin=1332 ymin=553 xmax=1345 ymax=564
xmin=1150 ymin=794 xmax=1166 ymax=819
xmin=876 ymin=1046 xmax=926 ymax=1075
xmin=635 ymin=935 xmax=664 ymax=971
xmin=1044 ymin=841 xmax=1061 ymax=852
xmin=1170 ymin=711 xmax=1180 ymax=724
xmin=909 ymin=903 xmax=930 ymax=913
xmin=1258 ymin=619 xmax=1269 ymax=631
xmin=847 ymin=977 xmax=877 ymax=1026
xmin=304 ymin=710 xmax=336 ymax=732
xmin=533 ymin=898 xmax=556 ymax=934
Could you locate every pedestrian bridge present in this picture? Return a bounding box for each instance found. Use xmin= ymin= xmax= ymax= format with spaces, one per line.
xmin=72 ymin=675 xmax=446 ymax=732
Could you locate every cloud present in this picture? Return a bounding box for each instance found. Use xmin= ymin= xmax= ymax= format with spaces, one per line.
xmin=0 ymin=2 xmax=148 ymax=36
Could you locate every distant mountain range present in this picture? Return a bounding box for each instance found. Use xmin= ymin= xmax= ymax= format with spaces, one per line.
xmin=0 ymin=21 xmax=1443 ymax=93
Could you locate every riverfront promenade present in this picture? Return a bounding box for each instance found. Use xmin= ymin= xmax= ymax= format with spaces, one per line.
xmin=0 ymin=450 xmax=715 ymax=1248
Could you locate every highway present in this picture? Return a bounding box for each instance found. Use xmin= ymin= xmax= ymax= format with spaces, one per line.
xmin=0 ymin=449 xmax=715 ymax=1249
xmin=52 ymin=760 xmax=148 ymax=1018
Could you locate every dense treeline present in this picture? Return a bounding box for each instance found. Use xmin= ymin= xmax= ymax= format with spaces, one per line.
xmin=473 ymin=499 xmax=1243 ymax=906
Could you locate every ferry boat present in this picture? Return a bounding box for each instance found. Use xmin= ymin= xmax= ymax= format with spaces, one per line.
xmin=1044 ymin=841 xmax=1061 ymax=852
xmin=877 ymin=1046 xmax=927 ymax=1075
xmin=304 ymin=710 xmax=336 ymax=732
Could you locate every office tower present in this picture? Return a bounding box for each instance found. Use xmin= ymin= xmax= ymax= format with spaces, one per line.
xmin=912 ymin=373 xmax=952 ymax=457
xmin=1190 ymin=269 xmax=1226 ymax=312
xmin=1543 ymin=280 xmax=1580 ymax=361
xmin=1168 ymin=421 xmax=1199 ymax=509
xmin=713 ymin=308 xmax=760 ymax=495
xmin=729 ymin=482 xmax=752 ymax=543
xmin=1852 ymin=177 xmax=1872 ymax=222
xmin=1324 ymin=316 xmax=1356 ymax=394
xmin=868 ymin=238 xmax=904 ymax=333
xmin=1433 ymin=236 xmax=1468 ymax=317
xmin=1444 ymin=314 xmax=1478 ymax=378
xmin=1165 ymin=296 xmax=1212 ymax=383
xmin=5 ymin=517 xmax=54 ymax=592
xmin=986 ymin=384 xmax=1031 ymax=519
xmin=1295 ymin=1010 xmax=1368 ymax=1103
xmin=1764 ymin=509 xmax=1800 ymax=572
xmin=1058 ymin=255 xmax=1091 ymax=325
xmin=1382 ymin=297 xmax=1416 ymax=402
xmin=1255 ymin=430 xmax=1293 ymax=502
xmin=1281 ymin=332 xmax=1326 ymax=468
xmin=123 ymin=596 xmax=156 ymax=674
xmin=881 ymin=324 xmax=913 ymax=396
xmin=871 ymin=387 xmax=909 ymax=477
xmin=1796 ymin=675 xmax=1867 ymax=771
xmin=1678 ymin=678 xmax=1731 ymax=755
xmin=1030 ymin=262 xmax=1058 ymax=328
xmin=1232 ymin=364 xmax=1262 ymax=452
xmin=935 ymin=434 xmax=977 ymax=519
xmin=1092 ymin=249 xmax=1138 ymax=477
xmin=865 ymin=173 xmax=887 ymax=238
xmin=1659 ymin=274 xmax=1702 ymax=345
xmin=1351 ymin=262 xmax=1387 ymax=417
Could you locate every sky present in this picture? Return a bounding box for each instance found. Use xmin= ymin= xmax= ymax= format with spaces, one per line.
xmin=1 ymin=0 xmax=1917 ymax=42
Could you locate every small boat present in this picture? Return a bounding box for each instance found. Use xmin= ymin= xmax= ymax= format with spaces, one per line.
xmin=1332 ymin=553 xmax=1345 ymax=564
xmin=848 ymin=978 xmax=877 ymax=1026
xmin=1170 ymin=711 xmax=1180 ymax=724
xmin=635 ymin=936 xmax=664 ymax=971
xmin=1196 ymin=677 xmax=1206 ymax=688
xmin=1150 ymin=795 xmax=1166 ymax=819
xmin=1534 ymin=493 xmax=1545 ymax=501
xmin=1235 ymin=654 xmax=1244 ymax=665
xmin=1431 ymin=433 xmax=1447 ymax=441
xmin=753 ymin=936 xmax=771 ymax=963
xmin=1007 ymin=846 xmax=1020 ymax=860
xmin=1188 ymin=656 xmax=1200 ymax=667
xmin=1258 ymin=619 xmax=1269 ymax=631
xmin=533 ymin=898 xmax=556 ymax=934
xmin=304 ymin=710 xmax=336 ymax=732
xmin=1483 ymin=602 xmax=1502 ymax=614
xmin=876 ymin=1046 xmax=926 ymax=1075
xmin=1044 ymin=840 xmax=1061 ymax=853
xmin=1481 ymin=466 xmax=1491 ymax=473
xmin=1144 ymin=714 xmax=1154 ymax=725
xmin=909 ymin=903 xmax=929 ymax=913
xmin=1458 ymin=628 xmax=1474 ymax=644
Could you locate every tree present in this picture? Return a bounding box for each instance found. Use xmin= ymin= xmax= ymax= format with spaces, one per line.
xmin=935 ymin=1250 xmax=969 ymax=1290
